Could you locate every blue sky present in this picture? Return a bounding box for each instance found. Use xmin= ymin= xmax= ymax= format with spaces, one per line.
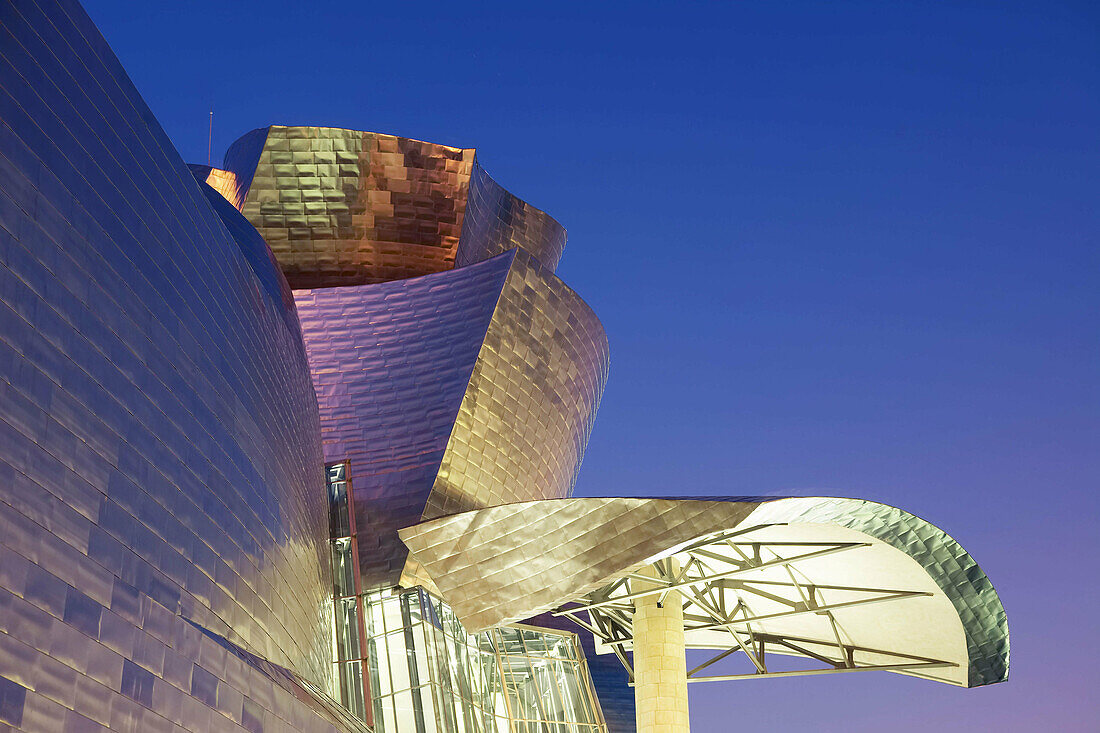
xmin=85 ymin=1 xmax=1098 ymax=729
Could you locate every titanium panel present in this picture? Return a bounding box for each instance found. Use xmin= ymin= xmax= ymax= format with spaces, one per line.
xmin=746 ymin=497 xmax=1010 ymax=687
xmin=221 ymin=127 xmax=269 ymax=210
xmin=423 ymin=248 xmax=610 ymax=521
xmin=0 ymin=0 xmax=358 ymax=729
xmin=293 ymin=255 xmax=515 ymax=591
xmin=398 ymin=497 xmax=1009 ymax=688
xmin=0 ymin=587 xmax=370 ymax=732
xmin=217 ymin=129 xmax=570 ymax=284
xmin=455 ymin=160 xmax=568 ymax=271
xmin=193 ymin=174 xmax=300 ymax=337
xmin=190 ymin=164 xmax=245 ymax=210
xmin=398 ymin=499 xmax=759 ymax=632
xmin=227 ymin=126 xmax=475 ymax=288
xmin=295 ymin=249 xmax=610 ymax=593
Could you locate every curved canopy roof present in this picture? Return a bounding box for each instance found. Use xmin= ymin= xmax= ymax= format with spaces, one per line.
xmin=398 ymin=497 xmax=1008 ymax=688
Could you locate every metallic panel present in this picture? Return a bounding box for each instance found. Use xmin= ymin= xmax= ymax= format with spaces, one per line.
xmin=0 ymin=0 xmax=362 ymax=729
xmin=398 ymin=497 xmax=1009 ymax=688
xmin=217 ymin=129 xmax=569 ymax=284
xmin=0 ymin=590 xmax=370 ymax=732
xmin=193 ymin=174 xmax=301 ymax=336
xmin=455 ymin=160 xmax=568 ymax=271
xmin=746 ymin=497 xmax=1010 ymax=687
xmin=227 ymin=125 xmax=475 ymax=288
xmin=423 ymin=248 xmax=610 ymax=520
xmin=295 ymin=249 xmax=609 ymax=593
xmin=293 ymin=255 xmax=515 ymax=590
xmin=221 ymin=127 xmax=269 ymax=209
xmin=399 ymin=499 xmax=759 ymax=632
xmin=189 ymin=164 xmax=245 ymax=210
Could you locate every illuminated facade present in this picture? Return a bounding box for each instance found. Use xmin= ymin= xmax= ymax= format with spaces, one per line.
xmin=0 ymin=2 xmax=1007 ymax=732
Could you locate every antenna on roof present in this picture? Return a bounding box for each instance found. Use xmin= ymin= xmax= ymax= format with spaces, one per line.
xmin=207 ymin=107 xmax=214 ymax=166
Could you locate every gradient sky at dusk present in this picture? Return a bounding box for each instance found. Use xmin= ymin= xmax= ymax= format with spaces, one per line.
xmin=82 ymin=1 xmax=1097 ymax=729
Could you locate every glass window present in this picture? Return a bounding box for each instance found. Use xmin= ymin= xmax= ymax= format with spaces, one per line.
xmin=363 ymin=589 xmax=607 ymax=733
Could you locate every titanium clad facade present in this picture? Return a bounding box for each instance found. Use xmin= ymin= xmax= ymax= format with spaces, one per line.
xmin=293 ymin=248 xmax=610 ymax=592
xmin=424 ymin=248 xmax=609 ymax=520
xmin=213 ymin=122 xmax=616 ymax=730
xmin=0 ymin=1 xmax=363 ymax=730
xmin=218 ymin=127 xmax=570 ymax=284
xmin=191 ymin=165 xmax=245 ymax=211
xmin=454 ymin=162 xmax=568 ymax=272
xmin=224 ymin=126 xmax=476 ymax=289
xmin=0 ymin=2 xmax=1008 ymax=731
xmin=399 ymin=497 xmax=1010 ymax=689
xmin=293 ymin=255 xmax=516 ymax=591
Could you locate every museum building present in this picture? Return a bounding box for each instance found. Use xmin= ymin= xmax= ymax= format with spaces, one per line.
xmin=0 ymin=2 xmax=1008 ymax=732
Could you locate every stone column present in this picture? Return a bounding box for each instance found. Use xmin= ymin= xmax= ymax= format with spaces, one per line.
xmin=632 ymin=564 xmax=690 ymax=733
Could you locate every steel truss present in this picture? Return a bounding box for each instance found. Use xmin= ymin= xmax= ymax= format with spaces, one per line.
xmin=552 ymin=525 xmax=957 ymax=684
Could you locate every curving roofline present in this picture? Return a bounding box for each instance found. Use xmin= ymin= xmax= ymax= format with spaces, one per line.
xmin=398 ymin=495 xmax=1008 ymax=688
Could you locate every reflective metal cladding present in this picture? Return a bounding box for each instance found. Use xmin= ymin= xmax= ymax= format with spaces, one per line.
xmin=0 ymin=1 xmax=1008 ymax=732
xmin=223 ymin=126 xmax=475 ymax=289
xmin=0 ymin=0 xmax=364 ymax=730
xmin=293 ymin=248 xmax=609 ymax=594
xmin=399 ymin=497 xmax=1010 ymax=688
xmin=219 ymin=125 xmax=569 ymax=288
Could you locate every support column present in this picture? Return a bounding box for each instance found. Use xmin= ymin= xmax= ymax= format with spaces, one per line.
xmin=632 ymin=565 xmax=690 ymax=733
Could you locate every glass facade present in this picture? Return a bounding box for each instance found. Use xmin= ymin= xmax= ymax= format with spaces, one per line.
xmin=363 ymin=589 xmax=607 ymax=733
xmin=328 ymin=462 xmax=374 ymax=724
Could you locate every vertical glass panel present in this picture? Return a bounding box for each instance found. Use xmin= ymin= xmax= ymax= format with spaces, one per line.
xmin=334 ymin=596 xmax=362 ymax=662
xmin=331 ymin=537 xmax=357 ymax=598
xmin=369 ymin=636 xmax=385 ymax=728
xmin=326 ymin=462 xmax=351 ymax=537
xmin=326 ymin=463 xmax=373 ymax=724
xmin=362 ymin=589 xmax=606 ymax=733
xmin=388 ymin=631 xmax=412 ymax=692
xmin=337 ymin=660 xmax=367 ymax=721
xmin=383 ymin=699 xmax=398 ymax=733
xmin=372 ymin=630 xmax=391 ymax=694
xmin=382 ymin=594 xmax=407 ymax=634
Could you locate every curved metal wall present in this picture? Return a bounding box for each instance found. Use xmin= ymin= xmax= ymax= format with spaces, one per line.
xmin=294 ymin=249 xmax=609 ymax=592
xmin=455 ymin=160 xmax=568 ymax=271
xmin=425 ymin=249 xmax=609 ymax=519
xmin=218 ymin=128 xmax=570 ymax=285
xmin=0 ymin=1 xmax=359 ymax=730
xmin=293 ymin=255 xmax=515 ymax=591
xmin=225 ymin=126 xmax=476 ymax=289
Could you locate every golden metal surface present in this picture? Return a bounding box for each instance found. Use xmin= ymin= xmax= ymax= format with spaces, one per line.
xmin=399 ymin=499 xmax=758 ymax=631
xmin=294 ymin=250 xmax=609 ymax=593
xmin=233 ymin=126 xmax=475 ymax=288
xmin=219 ymin=127 xmax=571 ymax=286
xmin=423 ymin=249 xmax=610 ymax=521
xmin=455 ymin=161 xmax=568 ymax=271
xmin=399 ymin=496 xmax=1009 ymax=688
xmin=192 ymin=165 xmax=243 ymax=209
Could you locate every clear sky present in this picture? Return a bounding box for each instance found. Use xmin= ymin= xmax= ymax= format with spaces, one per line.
xmin=83 ymin=1 xmax=1097 ymax=730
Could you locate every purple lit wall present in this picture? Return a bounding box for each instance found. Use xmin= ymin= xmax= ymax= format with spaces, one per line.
xmin=66 ymin=1 xmax=1100 ymax=730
